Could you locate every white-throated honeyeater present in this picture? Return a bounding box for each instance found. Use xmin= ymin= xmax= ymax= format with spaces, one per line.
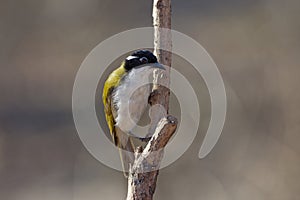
xmin=102 ymin=50 xmax=164 ymax=176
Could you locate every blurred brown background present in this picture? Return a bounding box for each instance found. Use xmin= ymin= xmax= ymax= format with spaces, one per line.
xmin=1 ymin=0 xmax=300 ymax=199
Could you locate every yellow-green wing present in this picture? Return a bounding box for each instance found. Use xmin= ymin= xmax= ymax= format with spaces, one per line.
xmin=102 ymin=64 xmax=135 ymax=177
xmin=103 ymin=86 xmax=116 ymax=139
xmin=102 ymin=64 xmax=126 ymax=144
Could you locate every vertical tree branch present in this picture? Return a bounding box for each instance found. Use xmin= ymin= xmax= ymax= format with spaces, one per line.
xmin=126 ymin=0 xmax=173 ymax=199
xmin=149 ymin=0 xmax=172 ymax=136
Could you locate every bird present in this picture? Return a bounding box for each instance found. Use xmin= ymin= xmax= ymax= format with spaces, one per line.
xmin=102 ymin=50 xmax=164 ymax=176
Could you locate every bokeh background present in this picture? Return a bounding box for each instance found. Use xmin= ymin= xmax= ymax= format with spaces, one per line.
xmin=1 ymin=0 xmax=300 ymax=199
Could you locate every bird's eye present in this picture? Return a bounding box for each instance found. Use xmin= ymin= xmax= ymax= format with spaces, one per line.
xmin=140 ymin=57 xmax=148 ymax=64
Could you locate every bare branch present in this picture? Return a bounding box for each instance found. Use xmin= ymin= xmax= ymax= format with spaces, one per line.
xmin=126 ymin=116 xmax=177 ymax=200
xmin=149 ymin=0 xmax=172 ymax=136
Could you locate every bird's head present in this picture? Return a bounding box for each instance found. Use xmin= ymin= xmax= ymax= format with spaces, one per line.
xmin=123 ymin=50 xmax=164 ymax=71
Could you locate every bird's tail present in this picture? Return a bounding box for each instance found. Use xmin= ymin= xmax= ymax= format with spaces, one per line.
xmin=114 ymin=127 xmax=135 ymax=177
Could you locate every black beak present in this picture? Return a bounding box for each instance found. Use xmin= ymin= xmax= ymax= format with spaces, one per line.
xmin=150 ymin=63 xmax=165 ymax=70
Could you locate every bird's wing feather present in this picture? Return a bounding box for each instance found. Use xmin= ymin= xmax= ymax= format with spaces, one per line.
xmin=102 ymin=68 xmax=135 ymax=176
xmin=102 ymin=65 xmax=126 ymax=143
xmin=103 ymin=86 xmax=118 ymax=144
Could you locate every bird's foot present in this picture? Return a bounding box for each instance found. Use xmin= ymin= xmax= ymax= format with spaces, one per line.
xmin=139 ymin=137 xmax=151 ymax=143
